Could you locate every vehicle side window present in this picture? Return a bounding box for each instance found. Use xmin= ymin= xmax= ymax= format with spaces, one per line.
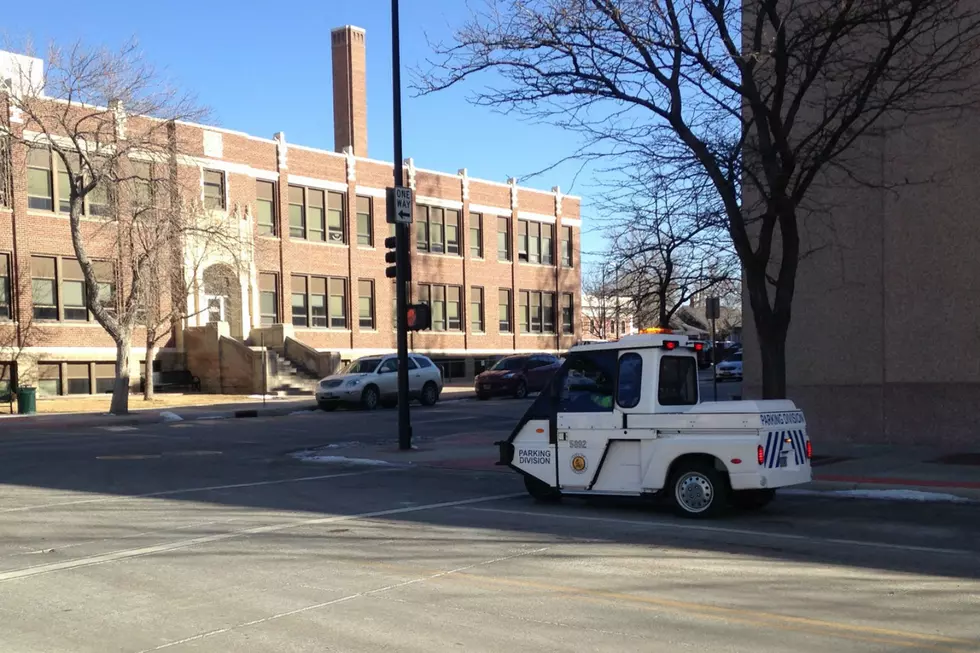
xmin=659 ymin=356 xmax=698 ymax=406
xmin=414 ymin=357 xmax=433 ymax=368
xmin=407 ymin=358 xmax=419 ymax=370
xmin=527 ymin=356 xmax=547 ymax=370
xmin=378 ymin=359 xmax=398 ymax=374
xmin=617 ymin=352 xmax=643 ymax=409
xmin=558 ymin=350 xmax=616 ymax=413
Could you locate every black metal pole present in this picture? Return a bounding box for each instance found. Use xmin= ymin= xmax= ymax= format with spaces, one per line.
xmin=392 ymin=0 xmax=412 ymax=450
xmin=711 ymin=317 xmax=718 ymax=402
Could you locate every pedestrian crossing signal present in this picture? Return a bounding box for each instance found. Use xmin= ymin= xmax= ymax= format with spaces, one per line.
xmin=406 ymin=303 xmax=431 ymax=331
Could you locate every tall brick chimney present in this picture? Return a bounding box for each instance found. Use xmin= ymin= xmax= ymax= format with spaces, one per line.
xmin=331 ymin=25 xmax=368 ymax=157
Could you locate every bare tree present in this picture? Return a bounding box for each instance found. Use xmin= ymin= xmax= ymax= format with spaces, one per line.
xmin=606 ymin=172 xmax=736 ymax=329
xmin=0 ymin=271 xmax=46 ymax=411
xmin=418 ymin=0 xmax=980 ymax=397
xmin=2 ymin=41 xmax=215 ymax=413
xmin=581 ymin=266 xmax=617 ymax=339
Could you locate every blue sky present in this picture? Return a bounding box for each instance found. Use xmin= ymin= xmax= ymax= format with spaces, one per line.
xmin=2 ymin=0 xmax=608 ymax=263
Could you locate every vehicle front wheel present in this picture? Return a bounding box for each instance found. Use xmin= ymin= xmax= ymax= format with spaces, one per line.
xmin=318 ymin=401 xmax=338 ymax=412
xmin=731 ymin=489 xmax=775 ymax=511
xmin=513 ymin=380 xmax=528 ymax=399
xmin=524 ymin=475 xmax=561 ymax=502
xmin=668 ymin=460 xmax=729 ymax=519
xmin=419 ymin=382 xmax=439 ymax=406
xmin=360 ymin=385 xmax=379 ymax=411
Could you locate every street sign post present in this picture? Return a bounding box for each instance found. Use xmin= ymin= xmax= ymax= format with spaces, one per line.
xmin=706 ymin=297 xmax=720 ymax=402
xmin=393 ymin=186 xmax=413 ymax=224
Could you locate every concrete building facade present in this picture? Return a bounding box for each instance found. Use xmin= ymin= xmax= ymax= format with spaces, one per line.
xmin=741 ymin=109 xmax=980 ymax=449
xmin=0 ymin=26 xmax=582 ymax=397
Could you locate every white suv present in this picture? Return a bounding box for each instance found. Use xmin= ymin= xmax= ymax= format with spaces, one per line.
xmin=315 ymin=354 xmax=443 ymax=411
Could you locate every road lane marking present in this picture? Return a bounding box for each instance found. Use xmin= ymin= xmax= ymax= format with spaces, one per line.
xmin=99 ymin=426 xmax=139 ymax=432
xmin=458 ymin=506 xmax=978 ymax=557
xmin=134 ymin=544 xmax=547 ymax=652
xmin=0 ymin=492 xmax=524 ymax=582
xmin=96 ymin=454 xmax=161 ymax=460
xmin=0 ymin=469 xmax=395 ymax=514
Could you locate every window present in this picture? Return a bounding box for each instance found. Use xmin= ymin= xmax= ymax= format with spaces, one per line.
xmin=497 ymin=217 xmax=512 ymax=261
xmin=416 ymin=206 xmax=461 ymax=256
xmin=94 ymin=363 xmax=115 ymax=394
xmin=133 ymin=161 xmax=154 ymax=212
xmin=413 ymin=356 xmax=434 ymax=368
xmin=0 ymin=135 xmax=11 ymax=208
xmin=356 ymin=196 xmax=373 ymax=246
xmin=329 ymin=278 xmax=347 ymax=328
xmin=37 ymin=363 xmax=62 ymax=396
xmin=470 ymin=287 xmax=484 ymax=332
xmin=291 ymin=275 xmax=308 ymax=327
xmin=27 ymin=147 xmax=53 ymax=211
xmin=470 ymin=213 xmax=483 ymax=258
xmin=67 ymin=363 xmax=91 ymax=395
xmin=62 ymin=259 xmax=88 ymax=321
xmin=542 ymin=224 xmax=554 ymax=265
xmin=56 ymin=152 xmax=78 ymax=214
xmin=358 ymin=279 xmax=375 ymax=329
xmin=0 ymin=253 xmax=10 ymax=319
xmin=288 ymin=185 xmax=306 ymax=239
xmin=519 ymin=290 xmax=556 ymax=334
xmin=308 ymin=188 xmax=325 ymax=241
xmin=310 ymin=278 xmax=327 ymax=327
xmin=379 ymin=357 xmax=418 ymax=373
xmin=518 ymin=220 xmax=553 ymax=265
xmin=561 ymin=293 xmax=574 ymax=334
xmin=558 ymin=351 xmax=616 ymax=414
xmin=88 ymin=163 xmax=111 ymax=217
xmin=0 ymin=363 xmax=11 ymax=397
xmin=328 ymin=191 xmax=345 ymax=243
xmin=418 ymin=283 xmax=462 ymax=332
xmin=561 ymin=226 xmax=573 ymax=267
xmin=498 ymin=289 xmax=512 ymax=333
xmin=659 ymin=355 xmax=699 ymax=406
xmin=203 ymin=170 xmax=226 ymax=210
xmin=31 ymin=256 xmax=58 ymax=320
xmin=617 ymin=352 xmax=643 ymax=409
xmin=259 ymin=273 xmax=279 ymax=325
xmin=256 ymin=180 xmax=277 ymax=236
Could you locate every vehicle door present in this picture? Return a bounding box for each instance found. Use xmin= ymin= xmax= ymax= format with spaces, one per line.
xmin=406 ymin=357 xmax=424 ymax=394
xmin=524 ymin=356 xmax=548 ymax=391
xmin=375 ymin=358 xmax=399 ymax=398
xmin=553 ymin=349 xmax=622 ymax=492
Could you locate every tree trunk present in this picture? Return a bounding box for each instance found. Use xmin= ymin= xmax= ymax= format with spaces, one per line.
xmin=143 ymin=341 xmax=157 ymax=401
xmin=110 ymin=335 xmax=132 ymax=415
xmin=758 ymin=330 xmax=787 ymax=399
xmin=745 ymin=266 xmax=791 ymax=400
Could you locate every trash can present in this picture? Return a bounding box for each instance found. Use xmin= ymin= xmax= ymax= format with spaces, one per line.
xmin=16 ymin=386 xmax=36 ymax=415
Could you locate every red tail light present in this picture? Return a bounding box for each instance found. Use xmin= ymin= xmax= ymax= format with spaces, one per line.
xmin=757 ymin=445 xmax=765 ymax=465
xmin=663 ymin=341 xmax=677 ymax=350
xmin=806 ymin=440 xmax=812 ymax=459
xmin=693 ymin=342 xmax=704 ymax=352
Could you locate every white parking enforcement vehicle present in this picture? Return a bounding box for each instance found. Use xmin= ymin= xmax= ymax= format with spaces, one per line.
xmin=496 ymin=330 xmax=812 ymax=518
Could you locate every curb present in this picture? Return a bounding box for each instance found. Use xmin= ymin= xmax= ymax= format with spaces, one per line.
xmin=814 ymin=473 xmax=980 ymax=490
xmin=0 ymin=403 xmax=320 ymax=430
xmin=801 ymin=479 xmax=980 ymax=502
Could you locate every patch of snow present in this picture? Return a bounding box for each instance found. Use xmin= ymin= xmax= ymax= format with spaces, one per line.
xmin=292 ymin=452 xmax=404 ymax=467
xmin=786 ymin=489 xmax=975 ymax=503
xmin=196 ymin=415 xmax=227 ymax=421
xmin=160 ymin=411 xmax=183 ymax=422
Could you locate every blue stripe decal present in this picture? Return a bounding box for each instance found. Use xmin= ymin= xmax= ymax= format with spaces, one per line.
xmin=768 ymin=431 xmax=781 ymax=468
xmin=763 ymin=432 xmax=774 ymax=467
xmin=790 ymin=430 xmax=801 ymax=465
xmin=796 ymin=431 xmax=808 ymax=465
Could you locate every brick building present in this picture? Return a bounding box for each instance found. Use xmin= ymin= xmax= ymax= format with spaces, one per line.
xmin=0 ymin=26 xmax=582 ymax=397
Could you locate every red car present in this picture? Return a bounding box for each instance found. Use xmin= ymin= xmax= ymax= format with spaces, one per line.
xmin=475 ymin=354 xmax=563 ymax=399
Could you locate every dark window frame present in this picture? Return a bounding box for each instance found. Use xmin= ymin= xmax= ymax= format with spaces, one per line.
xmin=418 ymin=283 xmax=463 ymax=332
xmin=416 ymin=205 xmax=461 ymax=256
xmin=469 ymin=212 xmax=483 ymax=258
xmin=616 ymin=352 xmax=643 ymax=409
xmin=256 ymin=180 xmax=277 ymax=236
xmin=258 ymin=272 xmax=279 ymax=325
xmin=203 ymin=169 xmax=226 ymax=210
xmin=356 ymin=196 xmax=374 ymax=247
xmin=497 ymin=217 xmax=512 ymax=262
xmin=470 ymin=286 xmax=485 ymax=333
xmin=358 ymin=278 xmax=376 ymax=329
xmin=498 ymin=288 xmax=512 ymax=333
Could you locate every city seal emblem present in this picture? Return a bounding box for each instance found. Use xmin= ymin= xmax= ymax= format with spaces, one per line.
xmin=570 ymin=454 xmax=588 ymax=474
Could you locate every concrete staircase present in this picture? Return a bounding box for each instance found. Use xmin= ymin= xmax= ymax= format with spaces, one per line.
xmin=265 ymin=352 xmax=321 ymax=396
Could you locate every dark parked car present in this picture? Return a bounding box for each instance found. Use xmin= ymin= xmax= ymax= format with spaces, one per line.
xmin=475 ymin=354 xmax=562 ymax=399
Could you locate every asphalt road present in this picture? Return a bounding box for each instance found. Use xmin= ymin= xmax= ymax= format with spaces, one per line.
xmin=1 ymin=397 xmax=978 ymax=652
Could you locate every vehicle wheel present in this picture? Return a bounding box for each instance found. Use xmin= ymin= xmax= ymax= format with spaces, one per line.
xmin=419 ymin=382 xmax=439 ymax=406
xmin=318 ymin=401 xmax=338 ymax=412
xmin=360 ymin=385 xmax=379 ymax=411
xmin=731 ymin=489 xmax=775 ymax=511
xmin=513 ymin=380 xmax=528 ymax=399
xmin=668 ymin=460 xmax=729 ymax=519
xmin=477 ymin=392 xmax=491 ymax=401
xmin=524 ymin=475 xmax=561 ymax=502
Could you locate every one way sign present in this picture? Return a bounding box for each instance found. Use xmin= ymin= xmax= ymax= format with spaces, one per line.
xmin=392 ymin=186 xmax=413 ymax=225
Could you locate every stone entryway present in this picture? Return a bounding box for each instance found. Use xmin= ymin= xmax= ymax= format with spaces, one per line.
xmin=202 ymin=264 xmax=243 ymax=339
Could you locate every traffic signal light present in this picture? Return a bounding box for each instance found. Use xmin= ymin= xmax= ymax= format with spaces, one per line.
xmin=406 ymin=303 xmax=431 ymax=331
xmin=384 ymin=235 xmax=398 ymax=279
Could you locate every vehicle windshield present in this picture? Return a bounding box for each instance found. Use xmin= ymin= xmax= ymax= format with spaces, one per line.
xmin=344 ymin=358 xmax=382 ymax=374
xmin=730 ymin=352 xmax=742 ymax=362
xmin=491 ymin=357 xmax=526 ymax=371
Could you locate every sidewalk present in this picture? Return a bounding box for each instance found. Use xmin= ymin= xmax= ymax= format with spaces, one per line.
xmin=0 ymin=384 xmax=478 ymax=432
